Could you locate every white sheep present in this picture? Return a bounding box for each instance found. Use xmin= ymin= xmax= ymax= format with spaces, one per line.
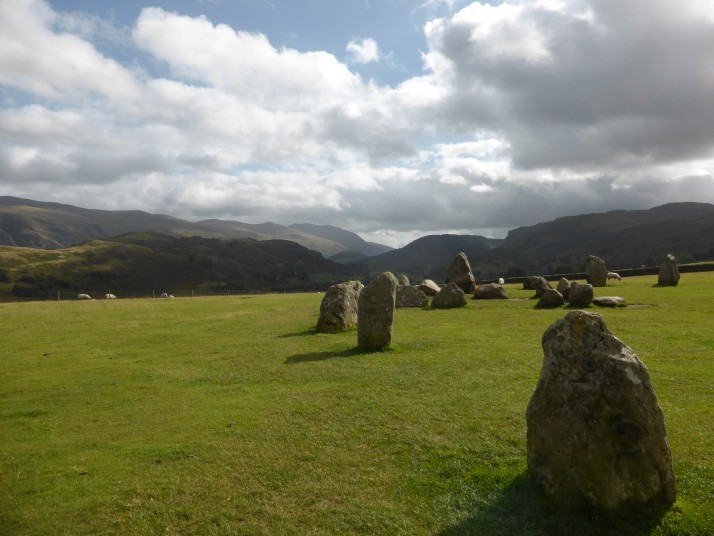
xmin=77 ymin=293 xmax=92 ymax=300
xmin=607 ymin=272 xmax=621 ymax=281
xmin=160 ymin=292 xmax=168 ymax=298
xmin=105 ymin=293 xmax=117 ymax=299
xmin=498 ymin=277 xmax=505 ymax=285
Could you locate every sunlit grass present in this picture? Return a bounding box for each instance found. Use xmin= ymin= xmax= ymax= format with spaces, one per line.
xmin=1 ymin=274 xmax=712 ymax=535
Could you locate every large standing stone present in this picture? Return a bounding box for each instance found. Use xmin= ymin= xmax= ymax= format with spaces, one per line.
xmin=472 ymin=283 xmax=508 ymax=300
xmin=397 ymin=274 xmax=410 ymax=286
xmin=526 ymin=311 xmax=676 ymax=510
xmin=431 ymin=282 xmax=467 ymax=309
xmin=536 ymin=289 xmax=565 ymax=309
xmin=417 ymin=279 xmax=441 ymax=296
xmin=568 ymin=281 xmax=593 ymax=308
xmin=357 ymin=272 xmax=398 ymax=351
xmin=445 ymin=252 xmax=476 ymax=293
xmin=395 ymin=286 xmax=428 ymax=308
xmin=316 ymin=281 xmax=364 ymax=333
xmin=658 ymin=254 xmax=680 ymax=287
xmin=585 ymin=255 xmax=608 ymax=287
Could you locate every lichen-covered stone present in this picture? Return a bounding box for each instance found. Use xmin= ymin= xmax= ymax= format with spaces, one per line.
xmin=526 ymin=311 xmax=676 ymax=510
xmin=396 ymin=285 xmax=428 ymax=308
xmin=431 ymin=282 xmax=467 ymax=309
xmin=316 ymin=281 xmax=363 ymax=333
xmin=472 ymin=283 xmax=507 ymax=300
xmin=568 ymin=281 xmax=593 ymax=308
xmin=658 ymin=254 xmax=680 ymax=286
xmin=357 ymin=272 xmax=397 ymax=351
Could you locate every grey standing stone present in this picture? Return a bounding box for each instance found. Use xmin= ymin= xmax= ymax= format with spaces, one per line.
xmin=431 ymin=282 xmax=467 ymax=309
xmin=417 ymin=279 xmax=441 ymax=296
xmin=658 ymin=254 xmax=680 ymax=286
xmin=526 ymin=311 xmax=676 ymax=510
xmin=536 ymin=289 xmax=565 ymax=309
xmin=316 ymin=281 xmax=364 ymax=333
xmin=396 ymin=286 xmax=428 ymax=308
xmin=472 ymin=283 xmax=508 ymax=300
xmin=445 ymin=252 xmax=476 ymax=293
xmin=568 ymin=281 xmax=593 ymax=308
xmin=357 ymin=272 xmax=398 ymax=351
xmin=397 ymin=274 xmax=410 ymax=286
xmin=585 ymin=255 xmax=608 ymax=287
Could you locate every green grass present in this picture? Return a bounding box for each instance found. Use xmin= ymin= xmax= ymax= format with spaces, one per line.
xmin=1 ymin=274 xmax=712 ymax=535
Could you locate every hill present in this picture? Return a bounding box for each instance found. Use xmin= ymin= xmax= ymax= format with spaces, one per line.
xmin=483 ymin=202 xmax=714 ymax=277
xmin=0 ymin=232 xmax=355 ymax=300
xmin=348 ymin=234 xmax=503 ymax=282
xmin=290 ymin=223 xmax=394 ymax=258
xmin=0 ymin=197 xmax=390 ymax=258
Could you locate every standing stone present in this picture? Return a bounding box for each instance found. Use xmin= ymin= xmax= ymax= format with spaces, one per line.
xmin=568 ymin=281 xmax=593 ymax=308
xmin=316 ymin=281 xmax=364 ymax=333
xmin=472 ymin=283 xmax=508 ymax=300
xmin=397 ymin=274 xmax=410 ymax=286
xmin=658 ymin=254 xmax=680 ymax=286
xmin=395 ymin=286 xmax=428 ymax=308
xmin=585 ymin=255 xmax=608 ymax=287
xmin=556 ymin=277 xmax=570 ymax=300
xmin=417 ymin=279 xmax=441 ymax=296
xmin=357 ymin=272 xmax=398 ymax=351
xmin=536 ymin=289 xmax=565 ymax=309
xmin=526 ymin=311 xmax=676 ymax=510
xmin=431 ymin=282 xmax=467 ymax=309
xmin=445 ymin=252 xmax=476 ymax=293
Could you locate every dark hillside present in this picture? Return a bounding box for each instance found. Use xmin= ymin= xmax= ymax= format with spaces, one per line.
xmin=291 ymin=223 xmax=393 ymax=257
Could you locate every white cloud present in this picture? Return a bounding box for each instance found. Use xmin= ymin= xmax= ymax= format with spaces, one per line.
xmin=346 ymin=37 xmax=380 ymax=64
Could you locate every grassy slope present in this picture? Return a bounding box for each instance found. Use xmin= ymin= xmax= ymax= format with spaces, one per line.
xmin=0 ymin=274 xmax=712 ymax=535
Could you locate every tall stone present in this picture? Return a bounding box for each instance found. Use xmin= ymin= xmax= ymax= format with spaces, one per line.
xmin=585 ymin=255 xmax=608 ymax=287
xmin=431 ymin=282 xmax=467 ymax=309
xmin=527 ymin=311 xmax=676 ymax=510
xmin=316 ymin=281 xmax=364 ymax=333
xmin=445 ymin=252 xmax=476 ymax=293
xmin=658 ymin=254 xmax=680 ymax=286
xmin=556 ymin=277 xmax=570 ymax=300
xmin=357 ymin=272 xmax=398 ymax=351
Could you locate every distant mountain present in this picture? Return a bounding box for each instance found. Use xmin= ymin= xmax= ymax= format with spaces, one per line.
xmin=0 ymin=232 xmax=355 ymax=299
xmin=0 ymin=197 xmax=390 ymax=258
xmin=290 ymin=223 xmax=394 ymax=258
xmin=486 ymin=202 xmax=714 ymax=276
xmin=348 ymin=234 xmax=504 ymax=282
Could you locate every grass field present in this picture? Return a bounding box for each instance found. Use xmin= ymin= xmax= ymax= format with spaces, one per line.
xmin=1 ymin=274 xmax=712 ymax=535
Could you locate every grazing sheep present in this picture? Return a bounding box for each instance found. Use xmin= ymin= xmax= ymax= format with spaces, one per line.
xmin=77 ymin=293 xmax=92 ymax=300
xmin=160 ymin=293 xmax=168 ymax=298
xmin=498 ymin=277 xmax=505 ymax=285
xmin=105 ymin=293 xmax=117 ymax=299
xmin=607 ymin=272 xmax=621 ymax=281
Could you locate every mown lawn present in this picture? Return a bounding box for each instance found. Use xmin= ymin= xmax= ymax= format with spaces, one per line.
xmin=1 ymin=274 xmax=712 ymax=535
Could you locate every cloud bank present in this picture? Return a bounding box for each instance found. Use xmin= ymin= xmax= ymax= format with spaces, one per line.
xmin=1 ymin=0 xmax=713 ymax=246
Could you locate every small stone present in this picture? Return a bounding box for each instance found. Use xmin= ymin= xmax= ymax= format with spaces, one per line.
xmin=395 ymin=286 xmax=428 ymax=308
xmin=568 ymin=281 xmax=593 ymax=308
xmin=593 ymin=296 xmax=626 ymax=308
xmin=472 ymin=283 xmax=507 ymax=300
xmin=417 ymin=279 xmax=441 ymax=296
xmin=431 ymin=282 xmax=467 ymax=309
xmin=536 ymin=289 xmax=565 ymax=309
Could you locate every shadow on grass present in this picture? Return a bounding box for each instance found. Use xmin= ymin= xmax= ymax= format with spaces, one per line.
xmin=439 ymin=473 xmax=670 ymax=536
xmin=278 ymin=327 xmax=319 ymax=338
xmin=285 ymin=347 xmax=363 ymax=364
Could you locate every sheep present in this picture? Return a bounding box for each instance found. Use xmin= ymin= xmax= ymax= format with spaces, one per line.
xmin=498 ymin=277 xmax=505 ymax=285
xmin=77 ymin=293 xmax=92 ymax=300
xmin=160 ymin=293 xmax=168 ymax=298
xmin=105 ymin=293 xmax=117 ymax=299
xmin=607 ymin=272 xmax=621 ymax=281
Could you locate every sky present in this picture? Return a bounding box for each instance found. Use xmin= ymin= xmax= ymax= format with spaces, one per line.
xmin=1 ymin=0 xmax=714 ymax=247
